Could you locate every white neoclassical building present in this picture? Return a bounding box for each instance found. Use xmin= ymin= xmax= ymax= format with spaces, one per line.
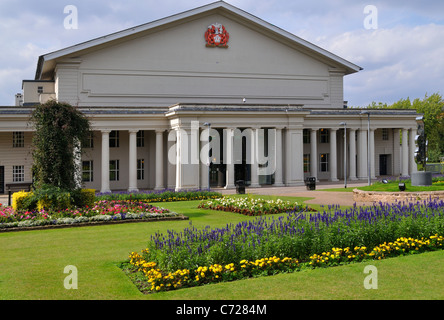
xmin=0 ymin=1 xmax=420 ymax=194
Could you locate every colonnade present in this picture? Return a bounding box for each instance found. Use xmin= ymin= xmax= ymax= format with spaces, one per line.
xmin=96 ymin=126 xmax=417 ymax=193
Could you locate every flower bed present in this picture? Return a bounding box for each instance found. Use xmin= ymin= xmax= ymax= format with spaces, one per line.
xmin=0 ymin=200 xmax=183 ymax=231
xmin=96 ymin=189 xmax=222 ymax=203
xmin=123 ymin=198 xmax=444 ymax=293
xmin=198 ymin=196 xmax=315 ymax=216
xmin=124 ymin=234 xmax=444 ymax=293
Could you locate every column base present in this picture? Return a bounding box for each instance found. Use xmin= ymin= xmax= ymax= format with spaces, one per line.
xmin=154 ymin=186 xmax=165 ymax=191
xmin=100 ymin=189 xmax=111 ymax=194
xmin=249 ymin=183 xmax=261 ymax=188
xmin=224 ymin=184 xmax=235 ymax=189
xmin=273 ymin=183 xmax=285 ymax=187
xmin=128 ymin=188 xmax=139 ymax=192
xmin=329 ymin=178 xmax=339 ymax=182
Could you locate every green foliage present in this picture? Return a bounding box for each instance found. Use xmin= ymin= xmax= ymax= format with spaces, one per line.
xmin=10 ymin=185 xmax=97 ymax=212
xmin=96 ymin=190 xmax=222 ymax=203
xmin=29 ymin=100 xmax=91 ymax=190
xmin=365 ymin=93 xmax=444 ymax=162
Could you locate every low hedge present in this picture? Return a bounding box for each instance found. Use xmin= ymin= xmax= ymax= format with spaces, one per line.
xmin=12 ymin=186 xmax=95 ymax=211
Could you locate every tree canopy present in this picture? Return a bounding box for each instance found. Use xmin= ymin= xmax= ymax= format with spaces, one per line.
xmin=365 ymin=93 xmax=444 ymax=162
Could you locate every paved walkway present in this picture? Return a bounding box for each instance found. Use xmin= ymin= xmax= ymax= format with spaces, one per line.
xmin=216 ymin=181 xmax=375 ymax=207
xmin=0 ymin=181 xmax=375 ymax=208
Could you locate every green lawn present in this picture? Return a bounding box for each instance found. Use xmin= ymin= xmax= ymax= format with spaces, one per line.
xmin=1 ymin=197 xmax=443 ymax=300
xmin=358 ymin=181 xmax=444 ymax=192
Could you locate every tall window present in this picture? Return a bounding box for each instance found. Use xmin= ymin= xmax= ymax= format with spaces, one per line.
xmin=320 ymin=153 xmax=329 ymax=172
xmin=137 ymin=131 xmax=145 ymax=147
xmin=13 ymin=165 xmax=25 ymax=182
xmin=319 ymin=129 xmax=329 ymax=143
xmin=382 ymin=128 xmax=389 ymax=141
xmin=109 ymin=131 xmax=119 ymax=148
xmin=110 ymin=160 xmax=120 ymax=181
xmin=83 ymin=132 xmax=94 ymax=148
xmin=303 ymin=129 xmax=310 ymax=144
xmin=137 ymin=159 xmax=145 ymax=180
xmin=303 ymin=154 xmax=311 ymax=173
xmin=13 ymin=132 xmax=24 ymax=148
xmin=82 ymin=160 xmax=93 ymax=182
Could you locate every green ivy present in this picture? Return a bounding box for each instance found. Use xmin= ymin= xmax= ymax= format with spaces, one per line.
xmin=29 ymin=100 xmax=91 ymax=191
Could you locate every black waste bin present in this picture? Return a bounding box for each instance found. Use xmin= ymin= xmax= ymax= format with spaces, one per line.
xmin=305 ymin=177 xmax=316 ymax=190
xmin=235 ymin=180 xmax=245 ymax=194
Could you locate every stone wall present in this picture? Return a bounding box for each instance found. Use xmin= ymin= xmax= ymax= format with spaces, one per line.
xmin=353 ymin=188 xmax=444 ymax=203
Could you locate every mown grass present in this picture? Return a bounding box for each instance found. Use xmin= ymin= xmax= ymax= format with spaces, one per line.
xmin=358 ymin=181 xmax=444 ymax=192
xmin=1 ymin=195 xmax=443 ymax=300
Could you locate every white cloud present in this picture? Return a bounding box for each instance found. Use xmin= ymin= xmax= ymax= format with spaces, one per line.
xmin=0 ymin=0 xmax=443 ymax=107
xmin=318 ymin=24 xmax=444 ymax=106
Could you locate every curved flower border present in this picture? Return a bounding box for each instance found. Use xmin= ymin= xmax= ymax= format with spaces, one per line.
xmin=125 ymin=234 xmax=444 ymax=293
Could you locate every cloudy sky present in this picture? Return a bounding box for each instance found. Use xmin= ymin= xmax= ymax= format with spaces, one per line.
xmin=0 ymin=0 xmax=443 ymax=107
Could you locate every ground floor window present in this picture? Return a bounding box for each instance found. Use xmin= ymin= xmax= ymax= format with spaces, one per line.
xmin=320 ymin=153 xmax=329 ymax=172
xmin=13 ymin=165 xmax=25 ymax=182
xmin=137 ymin=159 xmax=144 ymax=180
xmin=303 ymin=154 xmax=310 ymax=173
xmin=82 ymin=160 xmax=93 ymax=182
xmin=110 ymin=160 xmax=120 ymax=181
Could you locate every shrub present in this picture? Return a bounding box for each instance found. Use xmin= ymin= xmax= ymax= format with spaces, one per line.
xmin=71 ymin=189 xmax=96 ymax=208
xmin=12 ymin=191 xmax=33 ymax=211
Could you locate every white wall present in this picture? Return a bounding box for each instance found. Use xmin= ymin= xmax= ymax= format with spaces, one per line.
xmin=52 ymin=13 xmax=341 ymax=108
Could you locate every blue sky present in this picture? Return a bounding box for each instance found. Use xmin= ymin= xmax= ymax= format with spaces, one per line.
xmin=0 ymin=0 xmax=443 ymax=107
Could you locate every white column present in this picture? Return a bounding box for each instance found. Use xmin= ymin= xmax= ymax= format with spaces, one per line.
xmin=349 ymin=129 xmax=357 ymax=180
xmin=393 ymin=129 xmax=401 ymax=176
xmin=155 ymin=130 xmax=164 ymax=190
xmin=167 ymin=130 xmax=176 ymax=189
xmin=200 ymin=128 xmax=209 ymax=190
xmin=250 ymin=127 xmax=260 ymax=188
xmin=330 ymin=128 xmax=339 ymax=181
xmin=285 ymin=128 xmax=304 ymax=186
xmin=402 ymin=129 xmax=409 ymax=176
xmin=370 ymin=128 xmax=376 ymax=179
xmin=310 ymin=128 xmax=318 ymax=180
xmin=100 ymin=130 xmax=111 ymax=193
xmin=225 ymin=127 xmax=235 ymax=189
xmin=273 ymin=127 xmax=284 ymax=186
xmin=357 ymin=129 xmax=368 ymax=180
xmin=128 ymin=130 xmax=139 ymax=192
xmin=409 ymin=127 xmax=417 ymax=175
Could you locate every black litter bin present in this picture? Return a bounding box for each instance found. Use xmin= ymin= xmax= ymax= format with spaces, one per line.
xmin=305 ymin=177 xmax=316 ymax=190
xmin=235 ymin=180 xmax=245 ymax=194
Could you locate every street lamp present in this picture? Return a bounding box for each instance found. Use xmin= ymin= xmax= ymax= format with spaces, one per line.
xmin=360 ymin=111 xmax=371 ymax=186
xmin=203 ymin=122 xmax=211 ymax=190
xmin=340 ymin=122 xmax=347 ymax=188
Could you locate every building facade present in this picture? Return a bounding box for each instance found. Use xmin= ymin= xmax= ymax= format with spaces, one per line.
xmin=0 ymin=2 xmax=420 ymax=194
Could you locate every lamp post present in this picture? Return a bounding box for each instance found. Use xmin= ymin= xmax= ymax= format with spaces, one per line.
xmin=340 ymin=122 xmax=347 ymax=188
xmin=203 ymin=122 xmax=211 ymax=190
xmin=360 ymin=111 xmax=371 ymax=186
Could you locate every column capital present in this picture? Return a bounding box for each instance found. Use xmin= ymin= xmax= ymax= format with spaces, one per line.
xmin=128 ymin=129 xmax=139 ymax=134
xmin=101 ymin=129 xmax=112 ymax=134
xmin=155 ymin=129 xmax=166 ymax=134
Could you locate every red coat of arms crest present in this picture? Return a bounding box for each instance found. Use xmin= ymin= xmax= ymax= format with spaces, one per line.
xmin=205 ymin=23 xmax=229 ymax=48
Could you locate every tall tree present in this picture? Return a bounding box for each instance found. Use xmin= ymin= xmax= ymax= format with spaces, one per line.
xmin=29 ymin=100 xmax=91 ymax=190
xmin=366 ymin=93 xmax=444 ymax=162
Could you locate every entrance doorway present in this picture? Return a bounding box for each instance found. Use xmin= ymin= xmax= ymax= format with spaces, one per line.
xmin=379 ymin=154 xmax=391 ymax=176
